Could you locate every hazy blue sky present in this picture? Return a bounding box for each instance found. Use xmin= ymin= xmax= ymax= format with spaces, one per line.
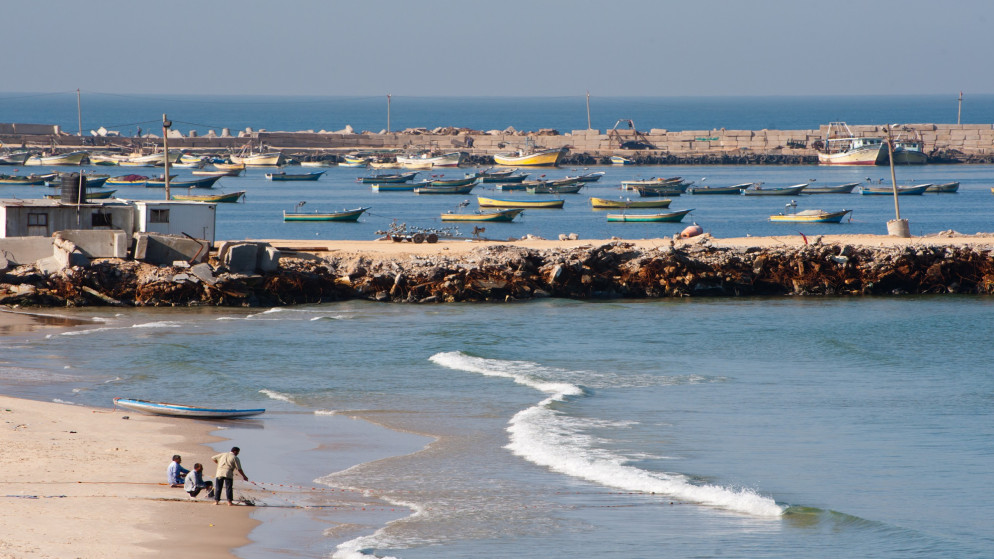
xmin=4 ymin=0 xmax=992 ymax=97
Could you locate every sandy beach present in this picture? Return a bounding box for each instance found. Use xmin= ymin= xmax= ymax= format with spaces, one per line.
xmin=0 ymin=309 xmax=258 ymax=558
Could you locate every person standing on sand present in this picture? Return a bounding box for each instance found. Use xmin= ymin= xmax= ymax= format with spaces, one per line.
xmin=212 ymin=446 xmax=248 ymax=506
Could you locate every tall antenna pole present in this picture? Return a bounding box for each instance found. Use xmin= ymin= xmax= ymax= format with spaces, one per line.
xmin=884 ymin=125 xmax=900 ymax=220
xmin=162 ymin=114 xmax=172 ymax=201
xmin=387 ymin=94 xmax=392 ymax=133
xmin=957 ymin=91 xmax=963 ymax=125
xmin=586 ymin=90 xmax=592 ymax=130
xmin=76 ymin=89 xmax=82 ymax=137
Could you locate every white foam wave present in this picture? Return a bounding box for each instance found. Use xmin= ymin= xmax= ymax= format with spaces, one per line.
xmin=429 ymin=351 xmax=583 ymax=397
xmin=130 ymin=321 xmax=183 ymax=329
xmin=430 ymin=351 xmax=783 ymax=518
xmin=51 ymin=399 xmax=76 ymax=405
xmin=259 ymin=389 xmax=295 ymax=404
xmin=332 ymin=496 xmax=421 ymax=559
xmin=314 ymin=410 xmax=338 ymax=415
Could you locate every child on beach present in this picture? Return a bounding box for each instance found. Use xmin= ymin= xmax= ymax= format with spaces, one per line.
xmin=183 ymin=463 xmax=215 ymax=500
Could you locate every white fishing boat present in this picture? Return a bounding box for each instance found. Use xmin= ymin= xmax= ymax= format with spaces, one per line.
xmin=113 ymin=397 xmax=265 ymax=418
xmin=816 ymin=122 xmax=885 ymax=166
xmin=396 ymin=151 xmax=464 ymax=168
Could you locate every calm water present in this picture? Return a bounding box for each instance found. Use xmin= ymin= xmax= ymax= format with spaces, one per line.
xmin=1 ymin=298 xmax=992 ymax=558
xmin=2 ymin=95 xmax=993 ymax=558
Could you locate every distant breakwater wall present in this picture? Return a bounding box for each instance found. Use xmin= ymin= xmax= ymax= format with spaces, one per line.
xmin=5 ymin=123 xmax=994 ymax=164
xmin=3 ymin=240 xmax=994 ymax=307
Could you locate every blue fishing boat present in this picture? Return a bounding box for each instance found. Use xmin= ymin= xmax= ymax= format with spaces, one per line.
xmin=113 ymin=397 xmax=265 ymax=419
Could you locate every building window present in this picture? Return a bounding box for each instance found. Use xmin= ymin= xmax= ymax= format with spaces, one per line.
xmin=27 ymin=213 xmax=48 ymax=227
xmin=91 ymin=213 xmax=113 ymax=227
xmin=150 ymin=209 xmax=170 ymax=224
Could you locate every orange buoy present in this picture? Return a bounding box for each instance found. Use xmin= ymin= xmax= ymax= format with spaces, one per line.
xmin=680 ymin=224 xmax=703 ymax=238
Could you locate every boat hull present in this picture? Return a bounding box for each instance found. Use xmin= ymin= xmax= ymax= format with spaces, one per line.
xmin=804 ymin=182 xmax=860 ymax=194
xmin=817 ymin=146 xmax=883 ymax=166
xmin=741 ymin=184 xmax=808 ymax=196
xmin=859 ymin=184 xmax=930 ymax=195
xmin=113 ymin=397 xmax=265 ymax=418
xmin=266 ymin=171 xmax=325 ymax=181
xmin=589 ymin=197 xmax=671 ymax=209
xmin=477 ymin=196 xmax=564 ymax=209
xmin=770 ymin=209 xmax=852 ymax=223
xmin=230 ymin=153 xmax=285 ymax=166
xmin=688 ymin=183 xmax=753 ymax=195
xmin=145 ymin=176 xmax=222 ymax=189
xmin=440 ymin=209 xmax=524 ymax=222
xmin=172 ymin=191 xmax=245 ymax=203
xmin=493 ymin=148 xmax=566 ymax=166
xmin=414 ymin=184 xmax=476 ymax=194
xmin=605 ymin=209 xmax=693 ymax=222
xmin=283 ymin=207 xmax=369 ymax=222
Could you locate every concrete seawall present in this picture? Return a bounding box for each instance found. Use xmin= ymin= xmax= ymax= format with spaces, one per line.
xmin=4 ymin=123 xmax=994 ymax=163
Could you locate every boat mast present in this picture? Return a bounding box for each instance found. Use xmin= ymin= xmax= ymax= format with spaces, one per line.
xmin=957 ymin=91 xmax=963 ymax=125
xmin=387 ymin=94 xmax=391 ymax=133
xmin=586 ymin=90 xmax=592 ymax=130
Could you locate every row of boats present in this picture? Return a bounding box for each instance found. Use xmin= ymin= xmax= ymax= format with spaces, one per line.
xmin=613 ymin=176 xmax=961 ymax=197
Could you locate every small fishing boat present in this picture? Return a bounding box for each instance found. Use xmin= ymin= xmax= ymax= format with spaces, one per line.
xmin=396 ymin=151 xmax=464 ymax=168
xmin=605 ymin=209 xmax=693 ymax=223
xmin=192 ymin=168 xmax=243 ymax=177
xmin=113 ymin=397 xmax=265 ymax=419
xmin=621 ymin=176 xmax=686 ymax=191
xmin=859 ymin=184 xmax=930 ymax=195
xmin=371 ymin=183 xmax=418 ymax=192
xmin=478 ymin=196 xmax=565 ymax=209
xmin=493 ymin=147 xmax=567 ymax=166
xmin=770 ymin=208 xmax=852 ymax=223
xmin=0 ymin=174 xmax=49 ymax=185
xmin=44 ymin=189 xmax=117 ymax=200
xmin=495 ymin=182 xmax=529 ymax=191
xmin=687 ymin=183 xmax=754 ymax=195
xmin=283 ymin=206 xmax=369 ymax=222
xmin=172 ymin=190 xmax=246 ymax=203
xmin=526 ymin=183 xmax=583 ymax=194
xmin=340 ymin=154 xmax=370 ymax=167
xmin=105 ymin=174 xmax=152 ymax=187
xmin=265 ymin=171 xmax=325 ymax=181
xmin=803 ymin=182 xmax=860 ymax=194
xmin=358 ymin=171 xmax=418 ymax=184
xmin=440 ymin=208 xmax=524 ymax=222
xmin=925 ymin=182 xmax=959 ymax=193
xmin=214 ymin=161 xmax=246 ymax=171
xmin=145 ymin=175 xmax=222 ymax=189
xmin=414 ymin=184 xmax=476 ymax=195
xmin=230 ymin=151 xmax=285 ymax=166
xmin=477 ymin=168 xmax=523 ymax=182
xmin=741 ymin=184 xmax=808 ymax=196
xmin=610 ymin=155 xmax=633 ymax=165
xmin=569 ymin=171 xmax=606 ymax=182
xmin=300 ymin=159 xmax=336 ymax=167
xmin=589 ymin=197 xmax=672 ymax=209
xmin=171 ymin=160 xmax=206 ymax=169
xmin=635 ymin=186 xmax=683 ymax=197
xmin=24 ymin=150 xmax=89 ymax=166
xmin=429 ymin=175 xmax=478 ymax=187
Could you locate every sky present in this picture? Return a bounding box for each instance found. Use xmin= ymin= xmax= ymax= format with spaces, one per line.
xmin=3 ymin=0 xmax=993 ymax=97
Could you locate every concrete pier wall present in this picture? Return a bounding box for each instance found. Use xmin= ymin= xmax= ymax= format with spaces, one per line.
xmin=4 ymin=123 xmax=994 ymax=162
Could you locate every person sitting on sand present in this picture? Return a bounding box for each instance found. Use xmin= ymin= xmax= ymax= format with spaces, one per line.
xmin=167 ymin=455 xmax=189 ymax=487
xmin=183 ymin=463 xmax=215 ymax=500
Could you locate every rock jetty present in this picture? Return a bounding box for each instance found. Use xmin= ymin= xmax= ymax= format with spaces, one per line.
xmin=3 ymin=236 xmax=994 ymax=307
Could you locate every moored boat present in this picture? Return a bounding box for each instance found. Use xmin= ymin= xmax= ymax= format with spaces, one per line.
xmin=605 ymin=209 xmax=693 ymax=223
xmin=477 ymin=196 xmax=565 ymax=209
xmin=428 ymin=175 xmax=478 ymax=187
xmin=283 ymin=206 xmax=369 ymax=222
xmin=688 ymin=183 xmax=754 ymax=195
xmin=214 ymin=161 xmax=246 ymax=171
xmin=610 ymin=155 xmax=633 ymax=165
xmin=816 ymin=122 xmax=885 ymax=166
xmin=105 ymin=174 xmax=152 ymax=187
xmin=230 ymin=151 xmax=285 ymax=166
xmin=24 ymin=150 xmax=89 ymax=166
xmin=770 ymin=207 xmax=852 ymax=223
xmin=358 ymin=171 xmax=418 ymax=184
xmin=192 ymin=168 xmax=243 ymax=177
xmin=44 ymin=189 xmax=117 ymax=200
xmin=478 ymin=168 xmax=523 ymax=182
xmin=371 ymin=183 xmax=418 ymax=192
xmin=493 ymin=147 xmax=567 ymax=166
xmin=396 ymin=151 xmax=464 ymax=168
xmin=0 ymin=151 xmax=31 ymax=165
xmin=803 ymin=182 xmax=860 ymax=194
xmin=172 ymin=190 xmax=246 ymax=203
xmin=113 ymin=397 xmax=265 ymax=419
xmin=440 ymin=208 xmax=524 ymax=222
xmin=414 ymin=183 xmax=476 ymax=195
xmin=741 ymin=184 xmax=808 ymax=196
xmin=265 ymin=171 xmax=325 ymax=181
xmin=635 ymin=185 xmax=683 ymax=197
xmin=589 ymin=197 xmax=672 ymax=209
xmin=0 ymin=174 xmax=50 ymax=185
xmin=569 ymin=171 xmax=605 ymax=182
xmin=526 ymin=183 xmax=583 ymax=194
xmin=859 ymin=184 xmax=930 ymax=195
xmin=621 ymin=176 xmax=688 ymax=191
xmin=145 ymin=175 xmax=222 ymax=189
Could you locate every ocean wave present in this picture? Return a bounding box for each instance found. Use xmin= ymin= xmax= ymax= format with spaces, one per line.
xmin=314 ymin=410 xmax=338 ymax=415
xmin=259 ymin=389 xmax=295 ymax=404
xmin=430 ymin=350 xmax=783 ymax=518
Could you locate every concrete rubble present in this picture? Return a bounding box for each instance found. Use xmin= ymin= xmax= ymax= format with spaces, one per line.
xmin=3 ymin=240 xmax=994 ymax=307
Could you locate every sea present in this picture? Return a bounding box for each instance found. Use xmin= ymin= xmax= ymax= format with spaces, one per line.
xmin=2 ymin=94 xmax=994 ymax=558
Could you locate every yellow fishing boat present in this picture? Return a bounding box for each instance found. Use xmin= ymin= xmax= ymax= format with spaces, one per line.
xmin=477 ymin=196 xmax=564 ymax=209
xmin=493 ymin=147 xmax=566 ymax=167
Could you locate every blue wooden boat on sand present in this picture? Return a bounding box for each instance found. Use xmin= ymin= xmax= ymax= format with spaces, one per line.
xmin=113 ymin=397 xmax=265 ymax=418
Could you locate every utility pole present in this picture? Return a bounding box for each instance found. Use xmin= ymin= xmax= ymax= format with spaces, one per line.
xmin=883 ymin=124 xmax=910 ymax=237
xmin=957 ymin=91 xmax=963 ymax=125
xmin=387 ymin=94 xmax=391 ymax=133
xmin=162 ymin=114 xmax=172 ymax=201
xmin=76 ymin=89 xmax=82 ymax=137
xmin=586 ymin=90 xmax=592 ymax=130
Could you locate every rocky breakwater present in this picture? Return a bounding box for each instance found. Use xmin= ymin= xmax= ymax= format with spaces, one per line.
xmin=3 ymin=236 xmax=994 ymax=307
